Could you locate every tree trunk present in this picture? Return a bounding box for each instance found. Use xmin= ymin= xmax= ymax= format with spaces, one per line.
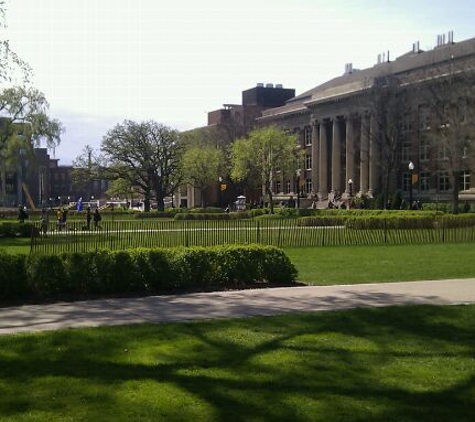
xmin=144 ymin=188 xmax=151 ymax=212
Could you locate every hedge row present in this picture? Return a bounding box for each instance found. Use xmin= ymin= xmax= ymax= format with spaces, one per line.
xmin=0 ymin=222 xmax=37 ymax=238
xmin=0 ymin=245 xmax=297 ymax=303
xmin=297 ymin=213 xmax=475 ymax=229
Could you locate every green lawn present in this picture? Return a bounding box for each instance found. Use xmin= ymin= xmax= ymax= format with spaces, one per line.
xmin=0 ymin=237 xmax=30 ymax=254
xmin=0 ymin=305 xmax=473 ymax=421
xmin=284 ymin=243 xmax=475 ymax=285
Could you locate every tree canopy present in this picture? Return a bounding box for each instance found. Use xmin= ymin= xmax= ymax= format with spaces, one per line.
xmin=101 ymin=120 xmax=183 ymax=211
xmin=231 ymin=126 xmax=299 ymax=213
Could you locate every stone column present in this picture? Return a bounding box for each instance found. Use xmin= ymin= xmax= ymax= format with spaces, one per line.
xmin=345 ymin=116 xmax=355 ymax=196
xmin=359 ymin=114 xmax=370 ymax=195
xmin=331 ymin=118 xmax=341 ymax=195
xmin=318 ymin=120 xmax=328 ymax=199
xmin=311 ymin=120 xmax=319 ymax=197
xmin=368 ymin=115 xmax=379 ymax=197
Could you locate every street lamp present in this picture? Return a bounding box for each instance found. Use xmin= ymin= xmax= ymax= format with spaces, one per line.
xmin=408 ymin=161 xmax=415 ymax=205
xmin=296 ymin=169 xmax=301 ymax=208
xmin=348 ymin=179 xmax=353 ymax=198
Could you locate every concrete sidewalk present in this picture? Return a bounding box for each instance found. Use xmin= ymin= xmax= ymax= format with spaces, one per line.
xmin=1 ymin=278 xmax=475 ymax=335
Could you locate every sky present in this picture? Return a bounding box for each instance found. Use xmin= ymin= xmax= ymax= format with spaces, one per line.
xmin=4 ymin=0 xmax=475 ymax=164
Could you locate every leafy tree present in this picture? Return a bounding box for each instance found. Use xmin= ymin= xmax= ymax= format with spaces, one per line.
xmin=101 ymin=120 xmax=182 ymax=211
xmin=230 ymin=126 xmax=299 ymax=213
xmin=0 ymin=2 xmax=32 ymax=85
xmin=0 ymin=87 xmax=64 ymax=205
xmin=181 ymin=146 xmax=225 ymax=207
xmin=106 ymin=178 xmax=138 ymax=204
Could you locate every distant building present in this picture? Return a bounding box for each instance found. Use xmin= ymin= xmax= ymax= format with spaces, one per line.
xmin=259 ymin=33 xmax=475 ymax=205
xmin=180 ymin=84 xmax=295 ymax=208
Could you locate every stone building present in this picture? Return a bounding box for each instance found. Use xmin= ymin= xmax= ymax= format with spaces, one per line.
xmin=259 ymin=33 xmax=475 ymax=205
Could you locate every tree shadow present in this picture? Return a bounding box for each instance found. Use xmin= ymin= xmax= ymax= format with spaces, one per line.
xmin=0 ymin=304 xmax=474 ymax=421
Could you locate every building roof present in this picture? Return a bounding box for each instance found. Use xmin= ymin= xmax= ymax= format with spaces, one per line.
xmin=260 ymin=35 xmax=475 ymax=120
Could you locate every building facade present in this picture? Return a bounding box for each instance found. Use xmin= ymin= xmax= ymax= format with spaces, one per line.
xmin=259 ymin=34 xmax=475 ymax=205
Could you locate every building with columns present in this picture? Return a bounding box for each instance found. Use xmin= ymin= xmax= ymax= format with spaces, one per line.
xmin=259 ymin=34 xmax=475 ymax=205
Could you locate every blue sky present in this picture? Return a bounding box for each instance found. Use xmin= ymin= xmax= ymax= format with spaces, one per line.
xmin=4 ymin=0 xmax=475 ymax=164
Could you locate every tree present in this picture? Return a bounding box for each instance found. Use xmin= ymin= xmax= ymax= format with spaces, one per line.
xmin=420 ymin=59 xmax=475 ymax=213
xmin=230 ymin=126 xmax=299 ymax=213
xmin=71 ymin=145 xmax=105 ymax=199
xmin=0 ymin=87 xmax=64 ymax=205
xmin=364 ymin=75 xmax=408 ymax=207
xmin=181 ymin=146 xmax=225 ymax=207
xmin=0 ymin=2 xmax=32 ymax=85
xmin=101 ymin=120 xmax=183 ymax=211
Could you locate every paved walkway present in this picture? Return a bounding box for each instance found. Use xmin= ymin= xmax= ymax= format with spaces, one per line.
xmin=1 ymin=278 xmax=475 ymax=335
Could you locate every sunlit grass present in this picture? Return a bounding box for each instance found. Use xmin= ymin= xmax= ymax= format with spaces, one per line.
xmin=0 ymin=305 xmax=473 ymax=421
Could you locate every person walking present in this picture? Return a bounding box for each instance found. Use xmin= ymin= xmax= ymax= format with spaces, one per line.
xmin=85 ymin=206 xmax=92 ymax=230
xmin=40 ymin=207 xmax=49 ymax=236
xmin=93 ymin=208 xmax=102 ymax=230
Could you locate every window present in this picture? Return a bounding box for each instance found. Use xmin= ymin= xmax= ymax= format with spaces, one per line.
xmin=305 ymin=179 xmax=312 ymax=195
xmin=439 ymin=171 xmax=450 ymax=191
xmin=402 ymin=142 xmax=411 ymax=162
xmin=460 ymin=170 xmax=471 ymax=191
xmin=419 ymin=138 xmax=430 ymax=161
xmin=304 ymin=126 xmax=312 ymax=146
xmin=419 ymin=105 xmax=431 ymax=130
xmin=420 ymin=171 xmax=430 ymax=191
xmin=400 ymin=113 xmax=411 ymax=133
xmin=305 ymin=154 xmax=312 ymax=170
xmin=285 ymin=180 xmax=291 ymax=194
xmin=275 ymin=180 xmax=281 ymax=193
xmin=438 ymin=146 xmax=449 ymax=161
xmin=402 ymin=172 xmax=410 ymax=192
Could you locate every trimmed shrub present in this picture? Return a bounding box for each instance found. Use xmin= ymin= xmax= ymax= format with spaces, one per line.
xmin=0 ymin=222 xmax=38 ymax=238
xmin=0 ymin=251 xmax=28 ymax=301
xmin=437 ymin=214 xmax=475 ymax=228
xmin=1 ymin=245 xmax=297 ymax=304
xmin=26 ymin=254 xmax=68 ymax=298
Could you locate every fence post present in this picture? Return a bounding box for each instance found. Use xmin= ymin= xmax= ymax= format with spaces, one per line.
xmin=384 ymin=218 xmax=388 ymax=245
xmin=256 ymin=220 xmax=260 ymax=244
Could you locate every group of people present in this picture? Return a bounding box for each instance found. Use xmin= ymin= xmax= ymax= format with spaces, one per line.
xmin=34 ymin=206 xmax=103 ymax=236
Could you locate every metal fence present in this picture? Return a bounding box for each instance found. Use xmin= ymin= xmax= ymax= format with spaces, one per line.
xmin=29 ymin=219 xmax=475 ymax=254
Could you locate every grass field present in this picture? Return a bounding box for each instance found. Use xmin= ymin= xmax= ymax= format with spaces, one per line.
xmin=1 ymin=238 xmax=475 ymax=286
xmin=284 ymin=243 xmax=475 ymax=285
xmin=0 ymin=305 xmax=473 ymax=421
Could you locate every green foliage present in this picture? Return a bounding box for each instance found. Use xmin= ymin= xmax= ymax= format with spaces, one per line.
xmin=0 ymin=251 xmax=27 ymax=301
xmin=0 ymin=245 xmax=297 ymax=303
xmin=0 ymin=222 xmax=37 ymax=237
xmin=230 ymin=126 xmax=299 ymax=212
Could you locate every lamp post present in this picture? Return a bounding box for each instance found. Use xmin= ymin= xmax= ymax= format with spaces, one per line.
xmin=348 ymin=179 xmax=353 ymax=198
xmin=408 ymin=161 xmax=415 ymax=206
xmin=296 ymin=169 xmax=301 ymax=208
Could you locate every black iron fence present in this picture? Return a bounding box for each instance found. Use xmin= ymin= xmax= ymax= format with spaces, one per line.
xmin=30 ymin=218 xmax=475 ymax=254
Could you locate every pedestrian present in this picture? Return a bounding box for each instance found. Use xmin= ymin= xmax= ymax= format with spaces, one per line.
xmin=86 ymin=206 xmax=92 ymax=230
xmin=62 ymin=207 xmax=68 ymax=230
xmin=17 ymin=206 xmax=26 ymax=223
xmin=93 ymin=208 xmax=102 ymax=230
xmin=56 ymin=208 xmax=63 ymax=231
xmin=40 ymin=207 xmax=49 ymax=237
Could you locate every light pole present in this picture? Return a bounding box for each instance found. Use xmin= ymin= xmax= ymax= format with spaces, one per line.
xmin=408 ymin=161 xmax=415 ymax=206
xmin=296 ymin=169 xmax=301 ymax=208
xmin=348 ymin=179 xmax=353 ymax=198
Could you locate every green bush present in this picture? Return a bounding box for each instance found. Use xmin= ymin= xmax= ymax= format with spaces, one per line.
xmin=0 ymin=222 xmax=38 ymax=238
xmin=298 ymin=216 xmax=347 ymax=226
xmin=437 ymin=214 xmax=475 ymax=228
xmin=0 ymin=245 xmax=297 ymax=303
xmin=345 ymin=215 xmax=435 ymax=230
xmin=174 ymin=212 xmax=252 ymax=220
xmin=0 ymin=251 xmax=28 ymax=301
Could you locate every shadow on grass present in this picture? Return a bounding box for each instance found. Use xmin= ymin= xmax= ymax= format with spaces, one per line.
xmin=0 ymin=305 xmax=474 ymax=421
